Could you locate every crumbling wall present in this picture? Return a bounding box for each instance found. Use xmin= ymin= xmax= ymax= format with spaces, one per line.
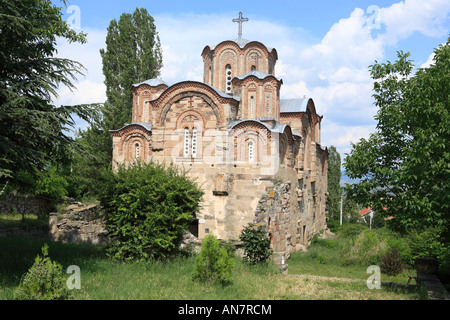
xmin=49 ymin=202 xmax=108 ymax=245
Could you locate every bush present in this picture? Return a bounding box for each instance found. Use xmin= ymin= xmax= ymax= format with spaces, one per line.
xmin=239 ymin=224 xmax=273 ymax=264
xmin=406 ymin=227 xmax=444 ymax=261
xmin=100 ymin=161 xmax=204 ymax=261
xmin=380 ymin=248 xmax=404 ymax=276
xmin=13 ymin=244 xmax=71 ymax=300
xmin=343 ymin=229 xmax=388 ymax=266
xmin=192 ymin=235 xmax=235 ymax=284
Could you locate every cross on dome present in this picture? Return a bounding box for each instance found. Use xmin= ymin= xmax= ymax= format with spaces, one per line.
xmin=232 ymin=12 xmax=249 ymax=39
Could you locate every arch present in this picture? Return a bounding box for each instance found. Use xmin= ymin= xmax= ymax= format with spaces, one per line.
xmin=176 ymin=109 xmax=205 ymax=129
xmin=229 ymin=120 xmax=272 ymax=163
xmin=159 ymin=90 xmax=222 ymax=126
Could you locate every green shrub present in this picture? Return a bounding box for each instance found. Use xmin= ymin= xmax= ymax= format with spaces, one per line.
xmin=192 ymin=235 xmax=235 ymax=284
xmin=406 ymin=227 xmax=444 ymax=261
xmin=380 ymin=248 xmax=404 ymax=276
xmin=239 ymin=224 xmax=273 ymax=264
xmin=13 ymin=244 xmax=71 ymax=300
xmin=343 ymin=229 xmax=388 ymax=266
xmin=100 ymin=161 xmax=204 ymax=261
xmin=336 ymin=223 xmax=368 ymax=238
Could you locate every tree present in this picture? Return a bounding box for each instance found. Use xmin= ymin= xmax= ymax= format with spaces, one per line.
xmin=344 ymin=39 xmax=450 ymax=235
xmin=99 ymin=7 xmax=163 ymax=159
xmin=326 ymin=146 xmax=342 ymax=221
xmin=100 ymin=161 xmax=204 ymax=261
xmin=67 ymin=8 xmax=164 ymax=198
xmin=0 ymin=0 xmax=93 ymax=185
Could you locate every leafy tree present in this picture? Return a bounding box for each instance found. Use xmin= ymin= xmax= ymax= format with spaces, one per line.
xmin=98 ymin=8 xmax=163 ymax=159
xmin=100 ymin=161 xmax=204 ymax=261
xmin=0 ymin=0 xmax=93 ymax=185
xmin=344 ymin=39 xmax=450 ymax=236
xmin=326 ymin=146 xmax=342 ymax=221
xmin=68 ymin=8 xmax=164 ymax=198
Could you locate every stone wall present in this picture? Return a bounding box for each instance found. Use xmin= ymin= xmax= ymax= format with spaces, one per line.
xmin=49 ymin=202 xmax=109 ymax=245
xmin=0 ymin=194 xmax=53 ymax=215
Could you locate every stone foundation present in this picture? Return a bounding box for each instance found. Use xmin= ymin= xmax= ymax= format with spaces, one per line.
xmin=49 ymin=202 xmax=109 ymax=245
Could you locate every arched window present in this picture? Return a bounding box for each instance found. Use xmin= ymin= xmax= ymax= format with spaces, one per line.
xmin=134 ymin=143 xmax=140 ymax=160
xmin=184 ymin=127 xmax=190 ymax=158
xmin=250 ymin=95 xmax=255 ymax=118
xmin=225 ymin=64 xmax=232 ymax=93
xmin=248 ymin=141 xmax=255 ymax=163
xmin=251 ymin=65 xmax=256 ymax=71
xmin=192 ymin=127 xmax=198 ymax=158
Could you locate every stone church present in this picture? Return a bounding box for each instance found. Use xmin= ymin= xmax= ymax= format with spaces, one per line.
xmin=110 ymin=13 xmax=328 ymax=257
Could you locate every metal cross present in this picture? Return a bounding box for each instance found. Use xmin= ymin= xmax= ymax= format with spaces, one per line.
xmin=233 ymin=12 xmax=249 ymax=39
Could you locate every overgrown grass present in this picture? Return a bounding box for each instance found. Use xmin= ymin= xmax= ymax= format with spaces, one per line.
xmin=0 ymin=213 xmax=49 ymax=230
xmin=0 ymin=236 xmax=423 ymax=300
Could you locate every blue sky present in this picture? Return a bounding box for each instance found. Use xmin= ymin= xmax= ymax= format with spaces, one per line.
xmin=54 ymin=0 xmax=450 ymax=160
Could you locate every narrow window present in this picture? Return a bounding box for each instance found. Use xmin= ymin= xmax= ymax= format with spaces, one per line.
xmin=250 ymin=95 xmax=255 ymax=118
xmin=134 ymin=143 xmax=140 ymax=160
xmin=251 ymin=65 xmax=256 ymax=71
xmin=225 ymin=64 xmax=232 ymax=93
xmin=248 ymin=141 xmax=254 ymax=163
xmin=184 ymin=127 xmax=190 ymax=158
xmin=192 ymin=127 xmax=198 ymax=158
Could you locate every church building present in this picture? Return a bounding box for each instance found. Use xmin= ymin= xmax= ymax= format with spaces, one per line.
xmin=110 ymin=13 xmax=328 ymax=256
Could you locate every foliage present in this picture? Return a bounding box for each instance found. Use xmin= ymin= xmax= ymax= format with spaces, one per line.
xmin=13 ymin=244 xmax=71 ymax=300
xmin=35 ymin=166 xmax=69 ymax=204
xmin=98 ymin=7 xmax=163 ymax=162
xmin=379 ymin=248 xmax=404 ymax=276
xmin=344 ymin=39 xmax=450 ymax=235
xmin=100 ymin=161 xmax=203 ymax=261
xmin=327 ymin=146 xmax=342 ymax=220
xmin=239 ymin=223 xmax=273 ymax=264
xmin=192 ymin=235 xmax=235 ymax=284
xmin=344 ymin=228 xmax=389 ymax=265
xmin=67 ymin=8 xmax=164 ymax=197
xmin=0 ymin=0 xmax=95 ymax=184
xmin=406 ymin=227 xmax=445 ymax=261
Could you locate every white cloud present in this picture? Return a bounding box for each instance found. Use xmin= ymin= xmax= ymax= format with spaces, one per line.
xmin=54 ymin=1 xmax=449 ymax=155
xmin=380 ymin=0 xmax=450 ymax=45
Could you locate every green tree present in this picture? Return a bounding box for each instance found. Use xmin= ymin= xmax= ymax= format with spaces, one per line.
xmin=327 ymin=146 xmax=342 ymax=221
xmin=68 ymin=8 xmax=164 ymax=198
xmin=0 ymin=0 xmax=93 ymax=185
xmin=99 ymin=7 xmax=163 ymax=158
xmin=100 ymin=161 xmax=203 ymax=261
xmin=344 ymin=39 xmax=450 ymax=236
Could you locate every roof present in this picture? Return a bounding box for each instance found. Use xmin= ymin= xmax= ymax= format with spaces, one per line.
xmin=228 ymin=119 xmax=296 ymax=137
xmin=208 ymin=38 xmax=274 ymax=53
xmin=280 ymin=98 xmax=309 ymax=113
xmin=234 ymin=70 xmax=281 ymax=82
xmin=109 ymin=122 xmax=152 ymax=133
xmin=203 ymin=38 xmax=278 ymax=60
xmin=132 ymin=79 xmax=169 ymax=88
xmin=359 ymin=207 xmax=372 ymax=216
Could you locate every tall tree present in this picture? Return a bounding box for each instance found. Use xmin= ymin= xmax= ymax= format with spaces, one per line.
xmin=0 ymin=0 xmax=92 ymax=185
xmin=100 ymin=7 xmax=163 ymax=134
xmin=67 ymin=8 xmax=163 ymax=198
xmin=327 ymin=146 xmax=342 ymax=220
xmin=344 ymin=39 xmax=450 ymax=234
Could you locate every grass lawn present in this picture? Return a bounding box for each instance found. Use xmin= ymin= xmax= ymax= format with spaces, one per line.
xmin=0 ymin=235 xmax=424 ymax=300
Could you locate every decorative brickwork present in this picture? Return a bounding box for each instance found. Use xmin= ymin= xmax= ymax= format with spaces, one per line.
xmin=110 ymin=33 xmax=328 ymax=257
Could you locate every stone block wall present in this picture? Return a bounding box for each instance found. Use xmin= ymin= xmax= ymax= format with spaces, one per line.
xmin=0 ymin=194 xmax=53 ymax=215
xmin=49 ymin=203 xmax=109 ymax=245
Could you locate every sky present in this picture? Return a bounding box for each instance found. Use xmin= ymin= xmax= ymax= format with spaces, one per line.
xmin=53 ymin=0 xmax=450 ymax=164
